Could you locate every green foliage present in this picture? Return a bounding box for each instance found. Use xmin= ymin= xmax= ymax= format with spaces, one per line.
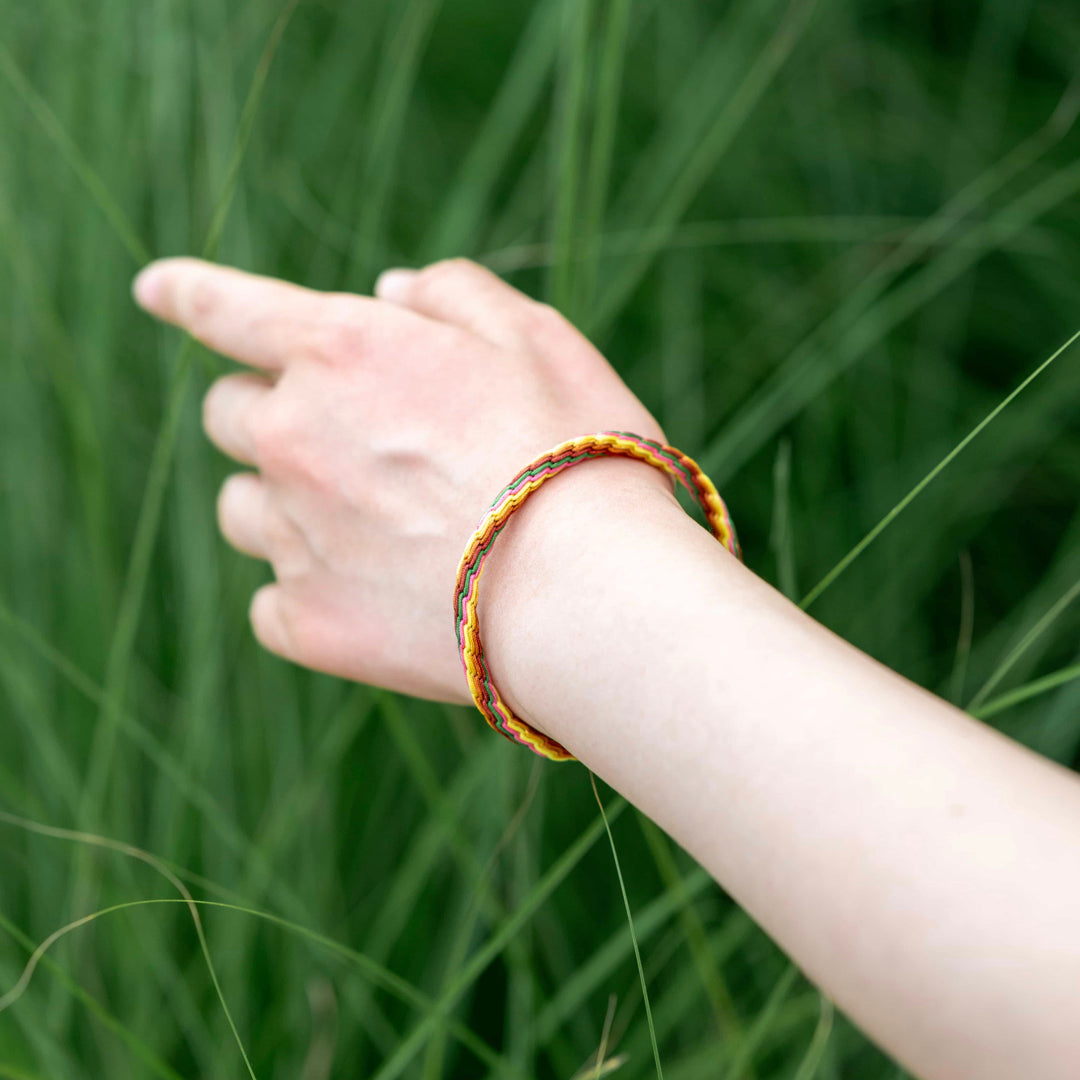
xmin=1 ymin=0 xmax=1079 ymax=1076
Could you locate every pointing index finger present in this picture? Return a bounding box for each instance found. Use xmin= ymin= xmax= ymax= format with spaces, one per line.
xmin=132 ymin=257 xmax=359 ymax=370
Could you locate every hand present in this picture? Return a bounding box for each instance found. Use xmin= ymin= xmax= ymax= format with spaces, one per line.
xmin=132 ymin=257 xmax=668 ymax=703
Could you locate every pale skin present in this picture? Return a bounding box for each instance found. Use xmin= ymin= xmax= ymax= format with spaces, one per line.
xmin=132 ymin=256 xmax=1080 ymax=1080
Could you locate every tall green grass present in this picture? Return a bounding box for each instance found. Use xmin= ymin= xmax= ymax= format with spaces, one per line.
xmin=2 ymin=1 xmax=1079 ymax=1077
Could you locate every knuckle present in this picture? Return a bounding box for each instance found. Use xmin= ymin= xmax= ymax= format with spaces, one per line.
xmin=249 ymin=394 xmax=300 ymax=471
xmin=308 ymin=317 xmax=365 ymax=365
xmin=301 ymin=297 xmax=369 ymax=364
xmin=264 ymin=509 xmax=305 ymax=565
xmin=518 ymin=299 xmax=568 ymax=339
xmin=418 ymin=257 xmax=474 ymax=292
xmin=249 ymin=391 xmax=331 ymax=491
xmin=263 ymin=513 xmax=293 ymax=556
xmin=182 ymin=275 xmax=218 ymax=328
xmin=440 ymin=256 xmax=477 ymax=274
xmin=290 ymin=450 xmax=333 ymax=493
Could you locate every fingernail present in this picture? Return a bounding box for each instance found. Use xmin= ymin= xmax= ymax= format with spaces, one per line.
xmin=375 ymin=267 xmax=416 ymax=303
xmin=132 ymin=263 xmax=166 ymax=312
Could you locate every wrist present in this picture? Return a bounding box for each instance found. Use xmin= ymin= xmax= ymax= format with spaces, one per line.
xmin=477 ymin=454 xmax=713 ymax=739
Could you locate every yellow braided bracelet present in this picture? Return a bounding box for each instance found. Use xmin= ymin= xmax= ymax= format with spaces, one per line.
xmin=453 ymin=432 xmax=741 ymax=762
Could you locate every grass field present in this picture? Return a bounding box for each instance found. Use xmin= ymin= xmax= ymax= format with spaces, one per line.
xmin=2 ymin=0 xmax=1080 ymax=1077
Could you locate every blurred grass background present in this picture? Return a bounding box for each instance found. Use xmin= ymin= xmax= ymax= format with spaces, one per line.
xmin=1 ymin=0 xmax=1080 ymax=1076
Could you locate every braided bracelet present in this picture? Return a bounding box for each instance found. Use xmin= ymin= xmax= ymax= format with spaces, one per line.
xmin=453 ymin=432 xmax=741 ymax=762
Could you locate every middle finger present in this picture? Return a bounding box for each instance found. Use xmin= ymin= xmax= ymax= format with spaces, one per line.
xmin=203 ymin=371 xmax=274 ymax=465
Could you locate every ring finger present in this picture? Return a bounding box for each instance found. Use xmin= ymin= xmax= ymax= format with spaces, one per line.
xmin=217 ymin=472 xmax=275 ymax=560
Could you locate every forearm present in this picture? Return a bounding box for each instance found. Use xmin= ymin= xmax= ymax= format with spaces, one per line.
xmin=482 ymin=458 xmax=1080 ymax=1080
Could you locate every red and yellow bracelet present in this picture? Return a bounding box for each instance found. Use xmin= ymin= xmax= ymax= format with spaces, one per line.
xmin=453 ymin=431 xmax=741 ymax=762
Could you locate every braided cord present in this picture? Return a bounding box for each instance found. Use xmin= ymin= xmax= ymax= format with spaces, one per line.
xmin=453 ymin=432 xmax=741 ymax=762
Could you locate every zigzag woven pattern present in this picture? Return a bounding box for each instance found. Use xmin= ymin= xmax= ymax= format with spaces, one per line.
xmin=453 ymin=432 xmax=741 ymax=762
